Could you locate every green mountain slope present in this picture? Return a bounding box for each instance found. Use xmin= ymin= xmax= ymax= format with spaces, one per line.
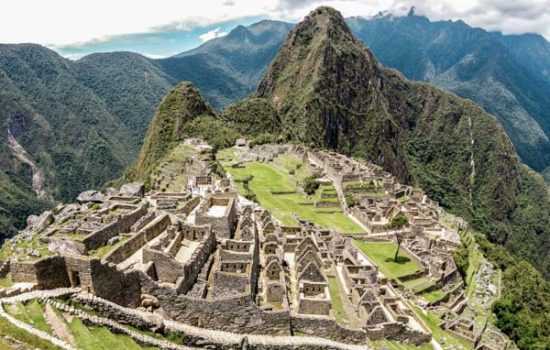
xmin=0 ymin=44 xmax=180 ymax=239
xmin=347 ymin=14 xmax=550 ymax=173
xmin=0 ymin=20 xmax=292 ymax=239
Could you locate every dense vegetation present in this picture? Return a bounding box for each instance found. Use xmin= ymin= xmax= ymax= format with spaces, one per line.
xmin=467 ymin=232 xmax=550 ymax=350
xmin=131 ymin=82 xmax=218 ymax=184
xmin=222 ymin=97 xmax=282 ymax=136
xmin=0 ymin=45 xmax=152 ymax=239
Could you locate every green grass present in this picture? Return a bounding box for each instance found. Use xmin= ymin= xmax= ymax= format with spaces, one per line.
xmin=401 ymin=276 xmax=434 ymax=292
xmin=0 ymin=313 xmax=62 ymax=350
xmin=221 ymin=154 xmax=363 ymax=233
xmin=370 ymin=339 xmax=434 ymax=350
xmin=0 ymin=274 xmax=13 ymax=288
xmin=421 ymin=289 xmax=448 ymax=303
xmin=0 ymin=234 xmax=53 ymax=261
xmin=68 ymin=317 xmax=156 ymax=350
xmin=4 ymin=301 xmax=51 ymax=334
xmin=410 ymin=305 xmax=471 ymax=349
xmin=25 ymin=300 xmax=51 ymax=334
xmin=327 ymin=277 xmax=346 ymax=325
xmin=88 ymin=235 xmax=129 ymax=258
xmin=352 ymin=240 xmax=423 ymax=279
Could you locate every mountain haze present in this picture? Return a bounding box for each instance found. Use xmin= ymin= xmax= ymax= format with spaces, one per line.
xmin=347 ymin=14 xmax=550 ymax=173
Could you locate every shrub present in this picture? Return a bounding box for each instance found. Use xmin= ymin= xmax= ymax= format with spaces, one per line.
xmin=303 ymin=175 xmax=320 ymax=195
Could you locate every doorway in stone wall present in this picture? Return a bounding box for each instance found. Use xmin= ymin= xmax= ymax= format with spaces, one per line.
xmin=68 ymin=270 xmax=81 ymax=287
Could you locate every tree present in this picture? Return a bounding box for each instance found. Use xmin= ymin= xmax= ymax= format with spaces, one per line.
xmin=242 ymin=175 xmax=254 ymax=190
xmin=386 ymin=215 xmax=409 ymax=262
xmin=303 ymin=175 xmax=320 ymax=195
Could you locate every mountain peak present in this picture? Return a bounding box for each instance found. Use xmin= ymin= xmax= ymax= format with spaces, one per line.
xmin=295 ymin=6 xmax=353 ymax=39
xmin=132 ymin=81 xmax=215 ymax=179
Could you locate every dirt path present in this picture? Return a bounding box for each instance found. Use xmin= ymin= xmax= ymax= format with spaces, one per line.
xmin=44 ymin=303 xmax=76 ymax=347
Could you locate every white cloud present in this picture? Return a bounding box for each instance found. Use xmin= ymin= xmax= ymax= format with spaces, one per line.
xmin=0 ymin=0 xmax=548 ymax=46
xmin=199 ymin=27 xmax=229 ymax=42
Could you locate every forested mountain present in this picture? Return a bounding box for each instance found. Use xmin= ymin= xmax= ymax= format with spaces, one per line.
xmin=0 ymin=45 xmax=179 ymax=237
xmin=347 ymin=13 xmax=550 ymax=174
xmin=0 ymin=21 xmax=291 ymax=239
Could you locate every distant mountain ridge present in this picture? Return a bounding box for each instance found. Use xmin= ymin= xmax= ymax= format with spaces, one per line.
xmin=347 ymin=14 xmax=550 ymax=173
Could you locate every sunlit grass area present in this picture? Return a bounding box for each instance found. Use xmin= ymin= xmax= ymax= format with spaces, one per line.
xmin=352 ymin=240 xmax=423 ymax=279
xmin=219 ymin=148 xmax=364 ymax=233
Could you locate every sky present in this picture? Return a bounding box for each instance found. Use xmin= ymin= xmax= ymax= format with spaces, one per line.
xmin=1 ymin=0 xmax=548 ymax=58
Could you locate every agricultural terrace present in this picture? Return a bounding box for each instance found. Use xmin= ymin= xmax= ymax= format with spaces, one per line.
xmin=2 ymin=299 xmax=162 ymax=350
xmin=218 ymin=148 xmax=364 ymax=233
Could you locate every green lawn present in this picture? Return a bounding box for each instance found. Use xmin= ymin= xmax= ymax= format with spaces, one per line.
xmin=0 ymin=313 xmax=62 ymax=350
xmin=220 ymin=153 xmax=364 ymax=233
xmin=353 ymin=240 xmax=423 ymax=279
xmin=421 ymin=289 xmax=448 ymax=303
xmin=327 ymin=277 xmax=346 ymax=325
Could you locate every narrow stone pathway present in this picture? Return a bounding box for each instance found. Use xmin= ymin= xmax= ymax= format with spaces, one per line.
xmin=45 ymin=302 xmax=77 ymax=347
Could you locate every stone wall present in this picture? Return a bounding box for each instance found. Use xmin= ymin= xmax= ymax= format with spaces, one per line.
xmin=141 ymin=274 xmax=291 ymax=335
xmin=83 ymin=202 xmax=148 ymax=251
xmin=365 ymin=322 xmax=431 ymax=345
xmin=10 ymin=260 xmax=38 ymax=283
xmin=105 ymin=214 xmax=171 ymax=264
xmin=212 ymin=272 xmax=250 ymax=298
xmin=195 ymin=197 xmax=237 ymax=239
xmin=89 ymin=259 xmax=142 ymax=307
xmin=298 ymin=297 xmax=331 ymax=316
xmin=130 ymin=211 xmax=156 ymax=232
xmin=11 ymin=256 xmax=70 ymax=289
xmin=72 ymin=292 xmax=367 ymax=350
xmin=143 ymin=248 xmax=183 ymax=284
xmin=181 ymin=196 xmax=200 ymax=216
xmin=290 ymin=315 xmax=366 ymax=344
xmin=34 ymin=256 xmax=71 ymax=289
xmin=176 ymin=229 xmax=217 ymax=294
